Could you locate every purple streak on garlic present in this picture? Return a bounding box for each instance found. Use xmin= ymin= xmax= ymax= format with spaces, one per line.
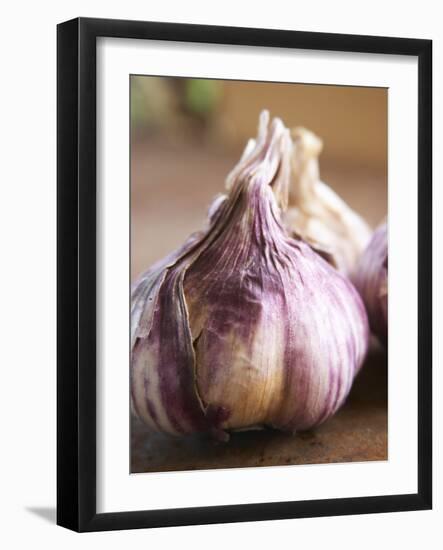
xmin=131 ymin=195 xmax=226 ymax=350
xmin=131 ymin=111 xmax=369 ymax=440
xmin=353 ymin=222 xmax=388 ymax=346
xmin=283 ymin=127 xmax=372 ymax=275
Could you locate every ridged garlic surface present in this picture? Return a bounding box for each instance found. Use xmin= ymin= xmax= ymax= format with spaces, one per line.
xmin=353 ymin=221 xmax=388 ymax=345
xmin=131 ymin=112 xmax=369 ymax=440
xmin=283 ymin=127 xmax=372 ymax=275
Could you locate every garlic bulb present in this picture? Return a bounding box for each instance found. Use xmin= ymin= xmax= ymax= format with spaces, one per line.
xmin=353 ymin=222 xmax=388 ymax=345
xmin=283 ymin=127 xmax=372 ymax=275
xmin=131 ymin=111 xmax=369 ymax=440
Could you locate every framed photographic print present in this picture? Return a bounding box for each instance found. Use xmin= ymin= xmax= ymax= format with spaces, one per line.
xmin=57 ymin=17 xmax=432 ymax=532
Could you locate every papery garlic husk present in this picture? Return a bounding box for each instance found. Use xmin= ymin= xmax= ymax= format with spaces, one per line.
xmin=281 ymin=126 xmax=372 ymax=275
xmin=353 ymin=221 xmax=388 ymax=346
xmin=131 ymin=111 xmax=369 ymax=440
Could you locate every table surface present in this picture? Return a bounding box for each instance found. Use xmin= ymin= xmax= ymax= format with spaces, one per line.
xmin=130 ymin=137 xmax=387 ymax=474
xmin=131 ymin=343 xmax=387 ymax=473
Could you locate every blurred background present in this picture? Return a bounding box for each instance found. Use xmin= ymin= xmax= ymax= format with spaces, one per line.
xmin=130 ymin=76 xmax=388 ymax=472
xmin=131 ymin=76 xmax=387 ymax=280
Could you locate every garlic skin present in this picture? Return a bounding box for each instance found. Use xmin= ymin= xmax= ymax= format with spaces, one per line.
xmin=353 ymin=222 xmax=388 ymax=345
xmin=283 ymin=127 xmax=372 ymax=275
xmin=131 ymin=112 xmax=369 ymax=440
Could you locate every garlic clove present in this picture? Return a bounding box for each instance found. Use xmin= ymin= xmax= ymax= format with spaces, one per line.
xmin=284 ymin=126 xmax=372 ymax=275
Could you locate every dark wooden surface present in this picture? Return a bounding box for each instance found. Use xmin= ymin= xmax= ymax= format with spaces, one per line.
xmin=131 ymin=342 xmax=387 ymax=473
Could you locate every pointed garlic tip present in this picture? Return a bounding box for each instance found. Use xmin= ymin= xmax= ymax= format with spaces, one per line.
xmin=292 ymin=126 xmax=323 ymax=159
xmin=289 ymin=127 xmax=322 ymax=207
xmin=241 ymin=138 xmax=257 ymax=162
xmin=258 ymin=109 xmax=270 ymax=138
xmin=226 ymin=137 xmax=257 ymax=191
xmin=225 ymin=117 xmax=267 ymax=192
xmin=226 ymin=110 xmax=292 ymax=214
xmin=270 ymin=125 xmax=292 ymax=212
xmin=285 ymin=125 xmax=372 ymax=275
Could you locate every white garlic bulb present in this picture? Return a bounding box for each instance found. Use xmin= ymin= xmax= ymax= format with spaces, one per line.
xmin=283 ymin=127 xmax=372 ymax=275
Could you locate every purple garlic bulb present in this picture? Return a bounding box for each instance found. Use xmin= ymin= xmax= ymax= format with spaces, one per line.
xmin=131 ymin=111 xmax=369 ymax=440
xmin=353 ymin=222 xmax=388 ymax=346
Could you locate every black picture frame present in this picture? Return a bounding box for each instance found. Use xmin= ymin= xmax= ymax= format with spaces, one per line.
xmin=57 ymin=17 xmax=432 ymax=532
